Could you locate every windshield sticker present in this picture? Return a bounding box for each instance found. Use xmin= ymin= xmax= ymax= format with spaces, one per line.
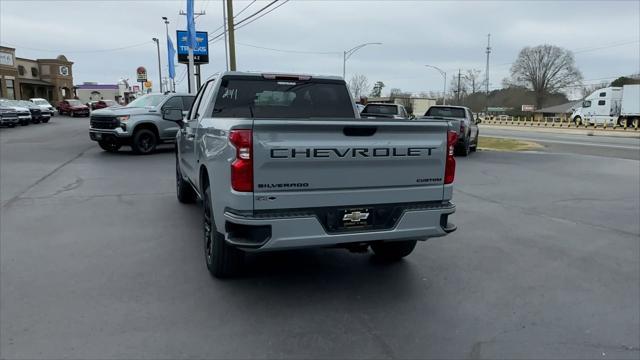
xmin=222 ymin=88 xmax=238 ymax=100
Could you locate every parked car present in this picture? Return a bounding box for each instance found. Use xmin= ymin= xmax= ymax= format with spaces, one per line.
xmin=58 ymin=99 xmax=89 ymax=117
xmin=29 ymin=98 xmax=56 ymax=116
xmin=164 ymin=71 xmax=458 ymax=277
xmin=360 ymin=103 xmax=410 ymax=119
xmin=87 ymin=100 xmax=118 ymax=110
xmin=0 ymin=99 xmax=34 ymax=125
xmin=18 ymin=100 xmax=48 ymax=123
xmin=423 ymin=105 xmax=479 ymax=156
xmin=89 ymin=93 xmax=195 ymax=154
xmin=0 ymin=105 xmax=19 ymax=128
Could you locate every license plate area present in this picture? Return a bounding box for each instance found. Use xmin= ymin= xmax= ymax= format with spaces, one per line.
xmin=320 ymin=205 xmax=403 ymax=233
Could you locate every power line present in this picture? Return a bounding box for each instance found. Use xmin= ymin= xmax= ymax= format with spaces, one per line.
xmin=236 ymin=0 xmax=289 ymax=30
xmin=234 ymin=0 xmax=278 ymax=27
xmin=204 ymin=0 xmax=256 ymax=38
xmin=0 ymin=40 xmax=152 ymax=54
xmin=494 ymin=39 xmax=640 ymax=68
xmin=208 ymin=0 xmax=288 ymax=44
xmin=236 ymin=42 xmax=340 ymax=55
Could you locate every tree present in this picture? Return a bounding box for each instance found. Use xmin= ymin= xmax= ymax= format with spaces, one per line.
xmin=389 ymin=88 xmax=413 ymax=114
xmin=509 ymin=45 xmax=582 ymax=108
xmin=581 ymin=81 xmax=610 ymax=98
xmin=465 ymin=69 xmax=483 ymax=94
xmin=347 ymin=74 xmax=370 ymax=99
xmin=370 ymin=81 xmax=385 ymax=97
xmin=610 ymin=76 xmax=640 ymax=87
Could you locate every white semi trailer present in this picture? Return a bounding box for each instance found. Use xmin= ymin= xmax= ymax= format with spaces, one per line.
xmin=571 ymin=84 xmax=640 ymax=127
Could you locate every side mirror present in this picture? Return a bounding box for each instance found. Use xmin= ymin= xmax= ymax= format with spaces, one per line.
xmin=409 ymin=114 xmax=416 ymax=120
xmin=162 ymin=107 xmax=184 ymax=124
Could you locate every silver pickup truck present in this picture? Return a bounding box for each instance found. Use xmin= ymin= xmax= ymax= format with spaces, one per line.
xmin=164 ymin=71 xmax=458 ymax=277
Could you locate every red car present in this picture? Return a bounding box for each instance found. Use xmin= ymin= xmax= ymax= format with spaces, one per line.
xmin=87 ymin=100 xmax=118 ymax=110
xmin=58 ymin=99 xmax=89 ymax=117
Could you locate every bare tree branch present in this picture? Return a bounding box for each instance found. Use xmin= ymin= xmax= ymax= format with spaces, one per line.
xmin=510 ymin=45 xmax=582 ymax=107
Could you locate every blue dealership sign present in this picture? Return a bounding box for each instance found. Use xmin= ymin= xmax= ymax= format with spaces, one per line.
xmin=176 ymin=30 xmax=209 ymax=64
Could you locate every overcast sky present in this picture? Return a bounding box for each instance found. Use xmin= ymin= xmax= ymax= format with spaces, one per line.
xmin=1 ymin=0 xmax=638 ymax=99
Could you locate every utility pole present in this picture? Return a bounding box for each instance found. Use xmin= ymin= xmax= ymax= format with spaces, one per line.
xmin=226 ymin=0 xmax=236 ymax=71
xmin=457 ymin=69 xmax=461 ymax=104
xmin=485 ymin=33 xmax=491 ymax=113
xmin=222 ymin=0 xmax=229 ymax=71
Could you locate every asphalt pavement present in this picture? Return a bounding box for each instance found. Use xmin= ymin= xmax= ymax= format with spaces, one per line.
xmin=480 ymin=127 xmax=640 ymax=160
xmin=1 ymin=117 xmax=639 ymax=359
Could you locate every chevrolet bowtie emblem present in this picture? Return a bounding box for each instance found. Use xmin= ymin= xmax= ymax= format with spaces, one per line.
xmin=343 ymin=211 xmax=369 ymax=223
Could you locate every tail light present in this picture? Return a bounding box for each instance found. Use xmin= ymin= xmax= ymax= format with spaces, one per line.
xmin=444 ymin=130 xmax=458 ymax=184
xmin=229 ymin=129 xmax=253 ymax=192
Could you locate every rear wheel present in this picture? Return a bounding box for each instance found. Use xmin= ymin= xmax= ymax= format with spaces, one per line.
xmin=131 ymin=129 xmax=157 ymax=155
xmin=20 ymin=119 xmax=29 ymax=126
xmin=98 ymin=140 xmax=121 ymax=153
xmin=631 ymin=118 xmax=639 ymax=128
xmin=176 ymin=155 xmax=197 ymax=203
xmin=456 ymin=137 xmax=470 ymax=156
xmin=42 ymin=118 xmax=50 ymax=123
xmin=371 ymin=240 xmax=417 ymax=261
xmin=203 ymin=186 xmax=244 ymax=278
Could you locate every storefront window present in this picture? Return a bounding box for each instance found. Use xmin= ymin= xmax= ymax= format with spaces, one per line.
xmin=6 ymin=79 xmax=15 ymax=99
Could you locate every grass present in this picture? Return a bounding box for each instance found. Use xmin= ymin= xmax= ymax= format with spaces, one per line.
xmin=477 ymin=136 xmax=543 ymax=152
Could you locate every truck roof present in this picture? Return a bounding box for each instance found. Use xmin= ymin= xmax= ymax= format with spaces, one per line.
xmin=211 ymin=71 xmax=344 ymax=82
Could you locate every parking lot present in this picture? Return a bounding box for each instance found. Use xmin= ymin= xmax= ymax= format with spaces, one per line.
xmin=1 ymin=116 xmax=639 ymax=359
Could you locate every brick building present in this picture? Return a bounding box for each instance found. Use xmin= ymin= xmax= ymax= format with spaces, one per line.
xmin=0 ymin=46 xmax=74 ymax=102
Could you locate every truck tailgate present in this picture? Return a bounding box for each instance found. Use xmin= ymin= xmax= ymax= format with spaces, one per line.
xmin=252 ymin=119 xmax=448 ymax=210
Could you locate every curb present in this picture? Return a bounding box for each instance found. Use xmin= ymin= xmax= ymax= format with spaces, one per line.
xmin=479 ymin=124 xmax=640 ymax=139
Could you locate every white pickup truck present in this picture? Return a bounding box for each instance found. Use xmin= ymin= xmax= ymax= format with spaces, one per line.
xmin=163 ymin=72 xmax=458 ymax=277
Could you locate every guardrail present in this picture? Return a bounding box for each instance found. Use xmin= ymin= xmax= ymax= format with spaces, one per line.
xmin=480 ymin=116 xmax=639 ymax=131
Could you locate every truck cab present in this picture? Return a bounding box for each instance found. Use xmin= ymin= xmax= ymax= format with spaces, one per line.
xmin=571 ymin=87 xmax=623 ymax=126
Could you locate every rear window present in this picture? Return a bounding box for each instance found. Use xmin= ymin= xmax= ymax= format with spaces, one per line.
xmin=363 ymin=104 xmax=399 ymax=115
xmin=425 ymin=107 xmax=466 ymax=118
xmin=211 ymin=77 xmax=355 ymax=119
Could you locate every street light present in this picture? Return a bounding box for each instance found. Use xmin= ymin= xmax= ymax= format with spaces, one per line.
xmin=162 ymin=16 xmax=174 ymax=92
xmin=343 ymin=42 xmax=382 ymax=80
xmin=425 ymin=65 xmax=447 ymax=105
xmin=152 ymin=38 xmax=162 ymax=93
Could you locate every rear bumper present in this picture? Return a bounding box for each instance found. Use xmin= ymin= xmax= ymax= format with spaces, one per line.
xmin=223 ymin=203 xmax=456 ymax=252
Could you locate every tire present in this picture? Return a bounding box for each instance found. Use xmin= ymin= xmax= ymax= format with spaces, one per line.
xmin=70 ymin=111 xmax=75 ymax=117
xmin=632 ymin=118 xmax=639 ymax=128
xmin=98 ymin=140 xmax=121 ymax=153
xmin=131 ymin=128 xmax=157 ymax=155
xmin=456 ymin=137 xmax=470 ymax=157
xmin=20 ymin=119 xmax=29 ymax=126
xmin=574 ymin=116 xmax=582 ymax=126
xmin=42 ymin=118 xmax=50 ymax=123
xmin=8 ymin=123 xmax=15 ymax=128
xmin=371 ymin=240 xmax=417 ymax=261
xmin=176 ymin=155 xmax=197 ymax=203
xmin=202 ymin=186 xmax=244 ymax=278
